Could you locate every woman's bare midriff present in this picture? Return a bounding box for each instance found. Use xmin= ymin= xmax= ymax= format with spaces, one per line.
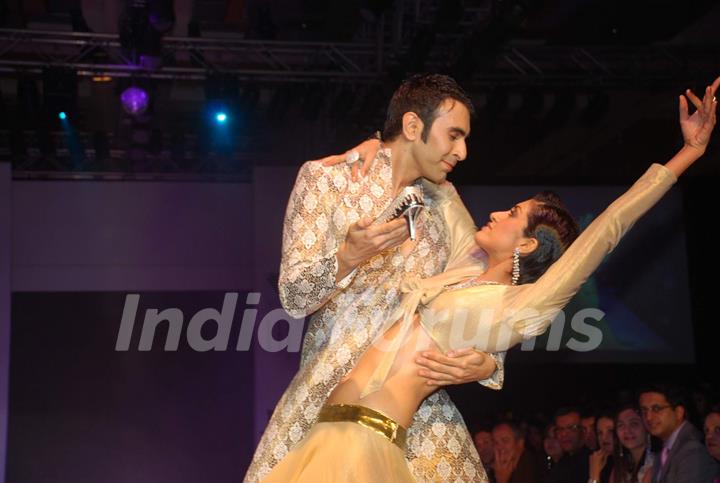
xmin=326 ymin=314 xmax=439 ymax=428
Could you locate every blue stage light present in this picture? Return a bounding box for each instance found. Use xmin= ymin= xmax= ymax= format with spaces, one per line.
xmin=58 ymin=111 xmax=67 ymax=120
xmin=215 ymin=112 xmax=227 ymax=123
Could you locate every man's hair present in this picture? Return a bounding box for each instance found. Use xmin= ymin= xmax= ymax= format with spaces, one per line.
xmin=493 ymin=420 xmax=525 ymax=441
xmin=382 ymin=73 xmax=475 ymax=142
xmin=638 ymin=383 xmax=687 ymax=410
xmin=554 ymin=406 xmax=582 ymax=422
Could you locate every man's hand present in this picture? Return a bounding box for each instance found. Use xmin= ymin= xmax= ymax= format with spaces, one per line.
xmin=492 ymin=449 xmax=518 ymax=483
xmin=335 ymin=217 xmax=409 ymax=282
xmin=416 ymin=348 xmax=497 ymax=386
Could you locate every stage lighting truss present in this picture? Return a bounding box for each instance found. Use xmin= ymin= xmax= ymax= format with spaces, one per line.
xmin=0 ymin=28 xmax=718 ymax=85
xmin=0 ymin=29 xmax=380 ymax=83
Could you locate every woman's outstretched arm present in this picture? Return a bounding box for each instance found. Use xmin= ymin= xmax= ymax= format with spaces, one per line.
xmin=503 ymin=79 xmax=719 ymax=338
xmin=420 ymin=79 xmax=719 ymax=350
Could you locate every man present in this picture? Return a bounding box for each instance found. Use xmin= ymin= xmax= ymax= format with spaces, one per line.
xmin=542 ymin=407 xmax=590 ymax=483
xmin=705 ymin=406 xmax=720 ymax=463
xmin=475 ymin=427 xmax=496 ymax=470
xmin=244 ymin=74 xmax=505 ymax=482
xmin=581 ymin=412 xmax=599 ymax=451
xmin=491 ymin=421 xmax=542 ymax=483
xmin=639 ymin=384 xmax=719 ymax=483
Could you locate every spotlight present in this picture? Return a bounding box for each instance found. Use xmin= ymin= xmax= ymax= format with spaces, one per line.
xmin=215 ymin=112 xmax=227 ymax=123
xmin=121 ymin=86 xmax=149 ymax=116
xmin=43 ymin=67 xmax=77 ymax=123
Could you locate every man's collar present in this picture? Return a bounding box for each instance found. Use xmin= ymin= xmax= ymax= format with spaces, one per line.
xmin=663 ymin=420 xmax=686 ymax=450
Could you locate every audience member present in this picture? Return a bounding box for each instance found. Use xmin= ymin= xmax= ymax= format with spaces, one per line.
xmin=704 ymin=405 xmax=720 ymax=462
xmin=589 ymin=412 xmax=615 ymax=483
xmin=639 ymin=384 xmax=719 ymax=482
xmin=542 ymin=407 xmax=590 ymax=483
xmin=475 ymin=427 xmax=496 ymax=470
xmin=583 ymin=412 xmax=599 ymax=451
xmin=491 ymin=421 xmax=542 ymax=483
xmin=543 ymin=424 xmax=563 ymax=473
xmin=613 ymin=404 xmax=654 ymax=483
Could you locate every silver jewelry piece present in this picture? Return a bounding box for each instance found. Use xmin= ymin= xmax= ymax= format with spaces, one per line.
xmin=345 ymin=150 xmax=361 ymax=165
xmin=511 ymin=247 xmax=521 ymax=285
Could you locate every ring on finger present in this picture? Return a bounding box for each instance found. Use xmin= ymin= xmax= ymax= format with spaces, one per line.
xmin=345 ymin=150 xmax=361 ymax=165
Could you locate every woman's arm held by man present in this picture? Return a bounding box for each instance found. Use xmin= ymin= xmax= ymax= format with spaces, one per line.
xmin=416 ymin=347 xmax=497 ymax=386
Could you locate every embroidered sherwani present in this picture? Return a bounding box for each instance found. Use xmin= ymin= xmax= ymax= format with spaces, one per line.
xmin=244 ymin=151 xmax=503 ymax=483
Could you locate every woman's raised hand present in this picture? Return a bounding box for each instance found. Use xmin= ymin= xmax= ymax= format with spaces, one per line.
xmin=679 ymin=76 xmax=719 ymax=154
xmin=317 ymin=138 xmax=382 ymax=181
xmin=666 ymin=76 xmax=720 ymax=178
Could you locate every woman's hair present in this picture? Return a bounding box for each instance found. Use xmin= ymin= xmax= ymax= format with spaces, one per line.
xmin=518 ymin=191 xmax=580 ymax=285
xmin=382 ymin=73 xmax=475 ymax=142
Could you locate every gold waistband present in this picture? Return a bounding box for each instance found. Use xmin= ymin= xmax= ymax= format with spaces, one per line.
xmin=316 ymin=403 xmax=407 ymax=451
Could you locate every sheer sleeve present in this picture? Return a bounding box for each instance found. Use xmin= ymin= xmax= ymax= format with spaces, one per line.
xmin=278 ymin=161 xmax=355 ymax=318
xmin=419 ymin=163 xmax=677 ymax=353
xmin=505 ymin=163 xmax=677 ymax=338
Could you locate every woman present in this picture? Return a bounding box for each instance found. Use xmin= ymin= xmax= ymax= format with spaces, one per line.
xmin=590 ymin=412 xmax=616 ymax=483
xmin=612 ymin=405 xmax=654 ymax=483
xmin=260 ymin=80 xmax=719 ymax=482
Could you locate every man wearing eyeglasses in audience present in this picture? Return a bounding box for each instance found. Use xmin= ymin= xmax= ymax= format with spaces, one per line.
xmin=542 ymin=407 xmax=590 ymax=483
xmin=638 ymin=384 xmax=719 ymax=483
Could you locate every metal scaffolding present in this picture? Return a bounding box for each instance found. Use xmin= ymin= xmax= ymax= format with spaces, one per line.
xmin=1 ymin=28 xmax=718 ymax=84
xmin=0 ymin=28 xmax=381 ymax=82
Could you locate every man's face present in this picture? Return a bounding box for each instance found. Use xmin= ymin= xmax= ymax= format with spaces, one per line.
xmin=639 ymin=392 xmax=683 ymax=441
xmin=492 ymin=424 xmax=524 ymax=462
xmin=410 ymin=98 xmax=470 ymax=184
xmin=581 ymin=416 xmax=598 ymax=450
xmin=704 ymin=412 xmax=720 ymax=461
xmin=555 ymin=412 xmax=585 ymax=454
xmin=473 ymin=430 xmax=495 ymax=465
xmin=544 ymin=425 xmax=563 ymax=460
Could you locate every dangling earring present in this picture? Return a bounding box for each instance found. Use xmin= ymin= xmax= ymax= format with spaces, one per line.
xmin=512 ymin=247 xmax=521 ymax=285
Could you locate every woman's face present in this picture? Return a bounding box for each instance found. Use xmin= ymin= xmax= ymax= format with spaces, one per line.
xmin=616 ymin=408 xmax=647 ymax=452
xmin=704 ymin=412 xmax=720 ymax=461
xmin=597 ymin=416 xmax=615 ymax=453
xmin=474 ymin=199 xmax=537 ymax=260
